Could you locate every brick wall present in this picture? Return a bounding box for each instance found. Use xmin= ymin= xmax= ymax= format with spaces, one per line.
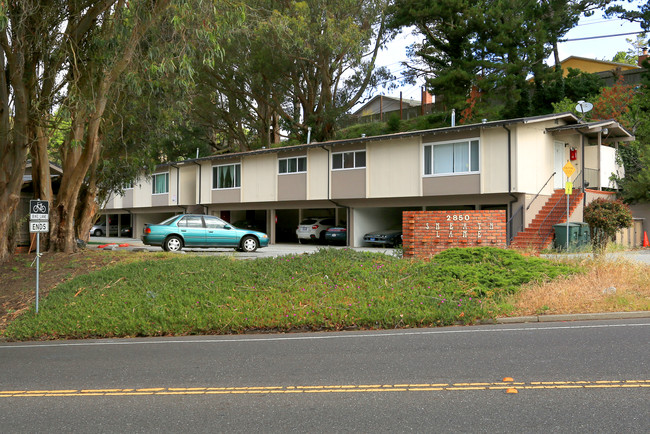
xmin=402 ymin=210 xmax=506 ymax=258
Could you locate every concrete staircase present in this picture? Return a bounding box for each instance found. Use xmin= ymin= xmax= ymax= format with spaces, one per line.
xmin=511 ymin=189 xmax=584 ymax=250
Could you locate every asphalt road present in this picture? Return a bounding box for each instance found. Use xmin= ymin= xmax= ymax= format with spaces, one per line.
xmin=1 ymin=318 xmax=649 ymax=432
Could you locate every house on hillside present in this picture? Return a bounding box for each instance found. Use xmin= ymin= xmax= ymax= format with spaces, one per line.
xmin=558 ymin=54 xmax=647 ymax=87
xmin=101 ymin=112 xmax=633 ymax=250
xmin=558 ymin=55 xmax=640 ymax=76
xmin=348 ymin=90 xmax=438 ymax=124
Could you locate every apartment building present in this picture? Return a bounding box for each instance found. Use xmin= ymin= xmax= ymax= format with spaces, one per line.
xmin=103 ymin=112 xmax=632 ymax=248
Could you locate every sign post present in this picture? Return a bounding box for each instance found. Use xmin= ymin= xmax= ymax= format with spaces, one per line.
xmin=562 ymin=162 xmax=576 ymax=252
xmin=29 ymin=200 xmax=49 ymax=314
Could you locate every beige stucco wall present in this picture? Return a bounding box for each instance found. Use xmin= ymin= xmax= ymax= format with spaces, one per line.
xmin=169 ymin=167 xmax=178 ymax=206
xmin=514 ymin=122 xmax=558 ymax=194
xmin=242 ymin=153 xmax=277 ymax=202
xmin=133 ymin=177 xmax=152 ymax=208
xmin=367 ymin=137 xmax=420 ymax=198
xmin=106 ymin=194 xmax=118 ymax=209
xmin=122 ymin=189 xmax=134 ymax=208
xmin=307 ymin=148 xmax=329 ymax=200
xmin=480 ymin=128 xmax=509 ymax=194
xmin=199 ymin=161 xmax=211 ymax=204
xmin=178 ymin=165 xmax=196 ymax=206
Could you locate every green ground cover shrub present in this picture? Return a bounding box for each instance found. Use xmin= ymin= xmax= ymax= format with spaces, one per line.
xmin=4 ymin=248 xmax=579 ymax=340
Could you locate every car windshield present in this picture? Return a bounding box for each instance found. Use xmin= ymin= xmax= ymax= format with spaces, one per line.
xmin=300 ymin=219 xmax=318 ymax=225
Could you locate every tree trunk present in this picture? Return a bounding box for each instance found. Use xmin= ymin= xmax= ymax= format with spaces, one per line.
xmin=74 ymin=155 xmax=100 ymax=243
xmin=0 ymin=51 xmax=31 ymax=262
xmin=30 ymin=125 xmax=54 ymax=203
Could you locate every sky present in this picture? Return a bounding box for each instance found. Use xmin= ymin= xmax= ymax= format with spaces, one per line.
xmin=374 ymin=1 xmax=646 ymax=101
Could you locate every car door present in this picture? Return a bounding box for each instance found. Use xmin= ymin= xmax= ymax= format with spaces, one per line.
xmin=204 ymin=216 xmax=238 ymax=247
xmin=176 ymin=215 xmax=206 ymax=246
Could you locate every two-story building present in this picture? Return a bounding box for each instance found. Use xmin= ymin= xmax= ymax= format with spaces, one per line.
xmin=103 ymin=112 xmax=632 ymax=248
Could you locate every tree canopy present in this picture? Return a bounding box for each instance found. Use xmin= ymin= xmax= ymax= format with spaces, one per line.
xmin=387 ymin=0 xmax=612 ymax=120
xmin=186 ymin=0 xmax=394 ymax=148
xmin=0 ymin=0 xmax=237 ymax=261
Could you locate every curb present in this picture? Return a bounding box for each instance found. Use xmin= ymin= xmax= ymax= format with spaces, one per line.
xmin=496 ymin=311 xmax=650 ymax=324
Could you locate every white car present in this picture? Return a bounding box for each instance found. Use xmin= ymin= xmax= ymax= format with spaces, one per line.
xmin=296 ymin=217 xmax=335 ymax=243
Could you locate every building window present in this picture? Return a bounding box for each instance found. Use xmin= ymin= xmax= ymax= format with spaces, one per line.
xmin=332 ymin=150 xmax=366 ymax=170
xmin=424 ymin=139 xmax=479 ymax=175
xmin=213 ymin=163 xmax=241 ymax=189
xmin=152 ymin=172 xmax=169 ymax=194
xmin=279 ymin=156 xmax=307 ymax=174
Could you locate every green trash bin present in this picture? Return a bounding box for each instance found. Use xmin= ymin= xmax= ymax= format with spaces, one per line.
xmin=575 ymin=222 xmax=591 ymax=248
xmin=553 ymin=223 xmax=580 ymax=251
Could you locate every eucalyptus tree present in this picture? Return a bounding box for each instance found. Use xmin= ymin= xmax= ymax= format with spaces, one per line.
xmin=0 ymin=1 xmax=233 ymax=260
xmin=194 ymin=0 xmax=394 ymax=147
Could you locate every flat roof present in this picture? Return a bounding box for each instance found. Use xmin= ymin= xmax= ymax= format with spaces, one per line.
xmin=168 ymin=112 xmax=582 ymax=167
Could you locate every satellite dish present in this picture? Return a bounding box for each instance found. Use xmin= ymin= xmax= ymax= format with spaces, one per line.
xmin=575 ymin=100 xmax=593 ymax=114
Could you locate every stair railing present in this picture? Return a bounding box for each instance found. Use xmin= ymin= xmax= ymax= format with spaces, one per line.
xmin=507 ymin=205 xmax=524 ymax=245
xmin=527 ymin=171 xmax=556 ymax=210
xmin=535 ymin=189 xmax=583 ymax=240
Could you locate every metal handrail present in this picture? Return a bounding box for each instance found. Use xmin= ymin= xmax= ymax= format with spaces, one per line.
xmin=535 ymin=188 xmax=583 ymax=239
xmin=536 ymin=194 xmax=568 ymax=239
xmin=527 ymin=172 xmax=556 ymax=210
xmin=506 ymin=205 xmax=524 ymax=244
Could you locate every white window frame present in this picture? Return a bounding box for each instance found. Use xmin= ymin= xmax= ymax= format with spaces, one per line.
xmin=332 ymin=150 xmax=366 ymax=170
xmin=212 ymin=163 xmax=241 ymax=190
xmin=151 ymin=172 xmax=169 ymax=195
xmin=423 ymin=138 xmax=480 ymax=176
xmin=279 ymin=156 xmax=307 ymax=174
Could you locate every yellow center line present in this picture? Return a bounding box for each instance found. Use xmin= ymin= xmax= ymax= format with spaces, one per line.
xmin=1 ymin=379 xmax=648 ymax=398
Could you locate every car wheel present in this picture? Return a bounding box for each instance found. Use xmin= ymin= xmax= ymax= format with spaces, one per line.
xmin=94 ymin=229 xmax=103 ymax=237
xmin=319 ymin=231 xmax=327 ymax=244
xmin=164 ymin=235 xmax=183 ymax=252
xmin=241 ymin=236 xmax=259 ymax=252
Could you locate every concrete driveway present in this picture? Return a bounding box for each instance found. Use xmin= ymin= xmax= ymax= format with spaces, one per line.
xmin=88 ymin=236 xmax=650 ymax=263
xmin=86 ymin=236 xmax=400 ymax=259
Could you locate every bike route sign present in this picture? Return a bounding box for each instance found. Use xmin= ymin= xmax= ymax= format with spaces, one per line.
xmin=30 ymin=200 xmax=49 ymax=221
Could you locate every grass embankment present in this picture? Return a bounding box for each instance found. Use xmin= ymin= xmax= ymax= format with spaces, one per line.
xmin=3 ymin=247 xmax=579 ymax=341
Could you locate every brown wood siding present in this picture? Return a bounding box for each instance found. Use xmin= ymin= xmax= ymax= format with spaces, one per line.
xmin=422 ymin=174 xmax=480 ymax=196
xmin=332 ymin=169 xmax=366 ymax=199
xmin=278 ymin=173 xmax=307 ymax=201
xmin=212 ymin=188 xmax=241 ymax=203
xmin=152 ymin=194 xmax=169 ymax=207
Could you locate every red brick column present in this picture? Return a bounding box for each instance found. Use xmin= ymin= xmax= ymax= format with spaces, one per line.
xmin=402 ymin=210 xmax=506 ymax=258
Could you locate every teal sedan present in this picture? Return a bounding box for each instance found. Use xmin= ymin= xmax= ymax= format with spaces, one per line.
xmin=142 ymin=214 xmax=269 ymax=252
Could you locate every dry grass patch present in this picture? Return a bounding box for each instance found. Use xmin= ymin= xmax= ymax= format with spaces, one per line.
xmin=507 ymin=258 xmax=650 ymax=316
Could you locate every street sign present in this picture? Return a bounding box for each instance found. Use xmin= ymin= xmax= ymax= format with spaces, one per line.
xmin=29 ymin=220 xmax=49 ymax=233
xmin=30 ymin=200 xmax=49 ymax=220
xmin=565 ymin=181 xmax=573 ymax=195
xmin=562 ymin=161 xmax=575 ymax=179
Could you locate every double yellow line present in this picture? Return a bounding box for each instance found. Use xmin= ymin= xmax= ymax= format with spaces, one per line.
xmin=1 ymin=379 xmax=649 ymax=397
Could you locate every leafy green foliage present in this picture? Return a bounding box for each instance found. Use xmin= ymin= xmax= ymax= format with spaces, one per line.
xmin=187 ymin=0 xmax=394 ymax=147
xmin=4 ymin=248 xmax=579 ymax=340
xmin=387 ymin=0 xmax=610 ymax=117
xmin=335 ymin=112 xmax=451 ymax=139
xmin=584 ymin=198 xmax=633 ymax=254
